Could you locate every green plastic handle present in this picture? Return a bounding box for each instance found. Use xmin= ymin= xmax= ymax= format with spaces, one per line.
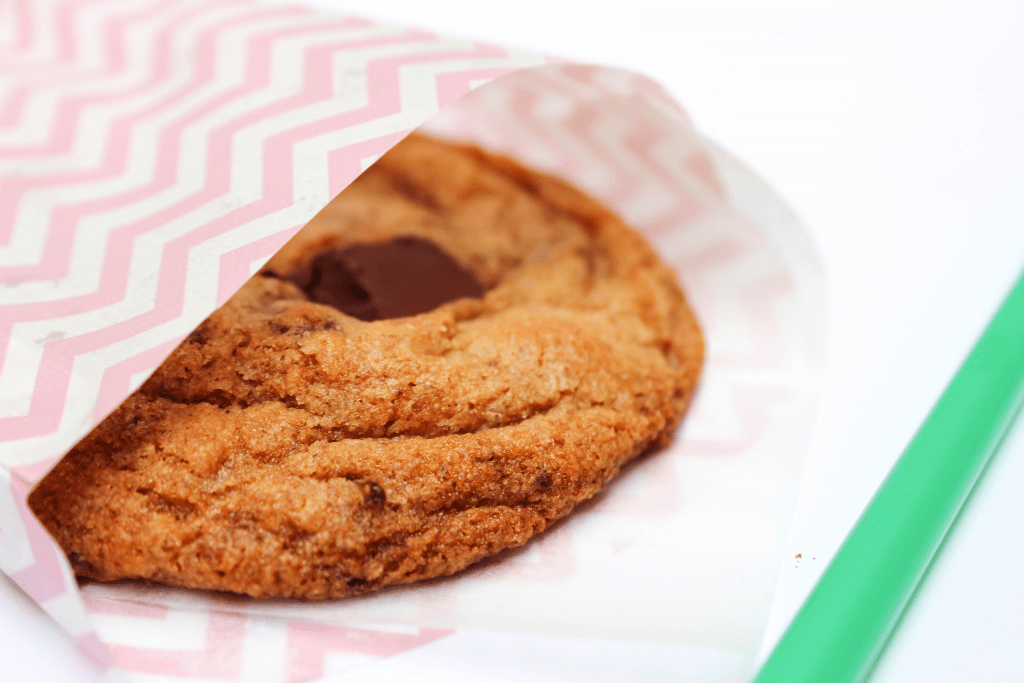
xmin=753 ymin=268 xmax=1024 ymax=683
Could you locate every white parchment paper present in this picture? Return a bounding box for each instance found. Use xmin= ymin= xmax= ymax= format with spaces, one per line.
xmin=75 ymin=64 xmax=828 ymax=682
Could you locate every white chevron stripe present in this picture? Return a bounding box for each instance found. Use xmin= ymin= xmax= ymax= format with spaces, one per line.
xmin=39 ymin=582 xmax=96 ymax=639
xmin=0 ymin=330 xmax=40 ymax=421
xmin=90 ymin=607 xmax=211 ymax=650
xmin=0 ymin=1 xmax=16 ymax=50
xmin=399 ymin=49 xmax=544 ymax=108
xmin=0 ymin=468 xmax=33 ymax=574
xmin=11 ymin=0 xmax=60 ymax=63
xmin=0 ymin=72 xmax=13 ymax=106
xmin=0 ymin=83 xmax=58 ymax=146
xmin=71 ymin=0 xmax=170 ymax=74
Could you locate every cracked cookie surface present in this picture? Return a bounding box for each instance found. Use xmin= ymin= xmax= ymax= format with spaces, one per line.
xmin=29 ymin=134 xmax=705 ymax=599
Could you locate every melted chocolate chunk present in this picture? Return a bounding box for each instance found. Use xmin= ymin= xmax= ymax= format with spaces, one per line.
xmin=288 ymin=237 xmax=484 ymax=321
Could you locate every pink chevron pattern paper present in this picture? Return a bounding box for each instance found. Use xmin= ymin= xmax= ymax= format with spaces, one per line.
xmin=0 ymin=0 xmax=546 ymax=674
xmin=1 ymin=2 xmax=827 ymax=681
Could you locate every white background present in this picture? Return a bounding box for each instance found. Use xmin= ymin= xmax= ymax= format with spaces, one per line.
xmin=3 ymin=1 xmax=1024 ymax=681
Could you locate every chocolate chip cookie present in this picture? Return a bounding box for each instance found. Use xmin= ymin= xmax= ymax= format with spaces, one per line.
xmin=29 ymin=134 xmax=705 ymax=599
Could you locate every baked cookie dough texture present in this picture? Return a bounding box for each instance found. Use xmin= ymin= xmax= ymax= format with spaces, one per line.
xmin=30 ymin=135 xmax=705 ymax=599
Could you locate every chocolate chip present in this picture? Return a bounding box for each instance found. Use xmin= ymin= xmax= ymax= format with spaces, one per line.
xmin=288 ymin=237 xmax=483 ymax=321
xmin=186 ymin=326 xmax=210 ymax=346
xmin=67 ymin=552 xmax=96 ymax=575
xmin=365 ymin=482 xmax=386 ymax=506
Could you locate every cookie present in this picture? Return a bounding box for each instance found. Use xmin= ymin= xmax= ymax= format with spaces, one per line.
xmin=29 ymin=134 xmax=705 ymax=600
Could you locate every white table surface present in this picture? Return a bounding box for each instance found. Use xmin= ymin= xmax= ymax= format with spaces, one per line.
xmin=4 ymin=1 xmax=1024 ymax=681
